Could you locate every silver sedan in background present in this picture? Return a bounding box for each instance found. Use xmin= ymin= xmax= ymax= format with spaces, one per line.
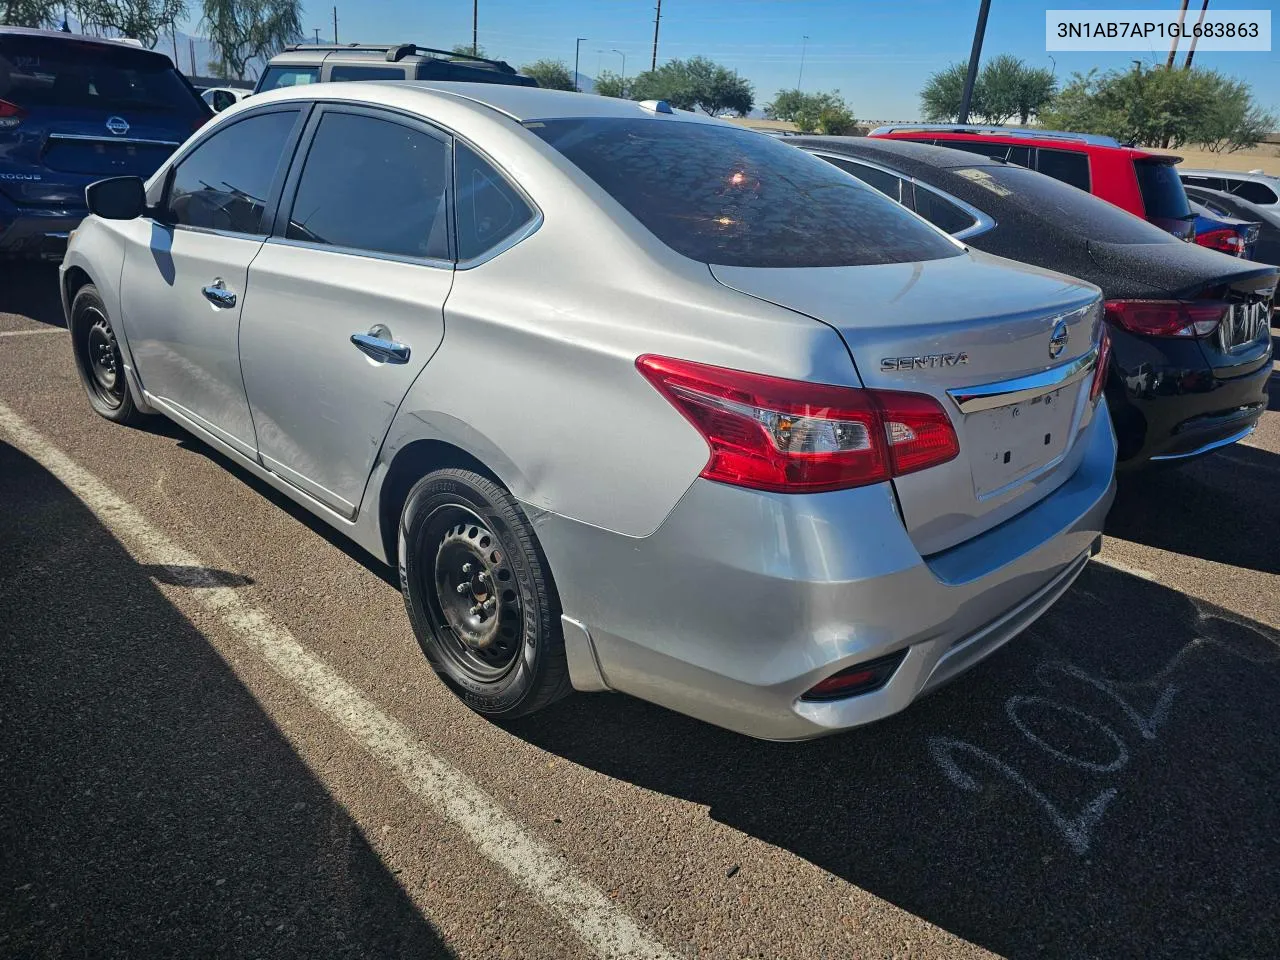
xmin=60 ymin=83 xmax=1115 ymax=739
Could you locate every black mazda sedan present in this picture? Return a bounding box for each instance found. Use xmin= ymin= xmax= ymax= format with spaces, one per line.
xmin=791 ymin=136 xmax=1276 ymax=468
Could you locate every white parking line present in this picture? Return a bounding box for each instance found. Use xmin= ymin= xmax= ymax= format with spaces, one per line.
xmin=0 ymin=328 xmax=67 ymax=337
xmin=0 ymin=400 xmax=677 ymax=960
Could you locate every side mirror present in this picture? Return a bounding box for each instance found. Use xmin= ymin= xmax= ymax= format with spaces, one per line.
xmin=86 ymin=176 xmax=146 ymax=220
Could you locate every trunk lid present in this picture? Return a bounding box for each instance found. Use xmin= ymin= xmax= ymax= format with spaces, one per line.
xmin=710 ymin=251 xmax=1105 ymax=555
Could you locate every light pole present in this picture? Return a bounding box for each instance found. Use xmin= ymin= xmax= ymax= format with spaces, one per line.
xmin=612 ymin=48 xmax=626 ymax=94
xmin=957 ymin=0 xmax=992 ymax=124
xmin=312 ymin=27 xmax=321 ymax=44
xmin=574 ymin=37 xmax=586 ymax=92
xmin=472 ymin=0 xmax=478 ymax=56
xmin=797 ymin=35 xmax=808 ymax=89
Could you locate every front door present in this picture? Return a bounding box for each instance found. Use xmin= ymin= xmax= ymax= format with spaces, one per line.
xmin=238 ymin=106 xmax=454 ymax=518
xmin=119 ymin=107 xmax=305 ymax=457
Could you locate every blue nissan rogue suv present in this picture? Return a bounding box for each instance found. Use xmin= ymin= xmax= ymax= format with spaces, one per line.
xmin=0 ymin=27 xmax=210 ymax=259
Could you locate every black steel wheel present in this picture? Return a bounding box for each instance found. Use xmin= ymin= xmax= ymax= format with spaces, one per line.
xmin=399 ymin=467 xmax=571 ymax=720
xmin=70 ymin=283 xmax=146 ymax=425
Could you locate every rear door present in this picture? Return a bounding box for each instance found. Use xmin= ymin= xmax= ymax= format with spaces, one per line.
xmin=237 ymin=105 xmax=455 ymax=518
xmin=119 ymin=106 xmax=305 ymax=457
xmin=0 ymin=34 xmax=207 ymax=208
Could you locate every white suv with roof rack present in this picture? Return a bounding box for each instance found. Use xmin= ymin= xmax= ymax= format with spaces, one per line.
xmin=253 ymin=43 xmax=537 ymax=94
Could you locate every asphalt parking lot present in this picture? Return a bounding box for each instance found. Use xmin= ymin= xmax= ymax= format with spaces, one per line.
xmin=2 ymin=262 xmax=1278 ymax=959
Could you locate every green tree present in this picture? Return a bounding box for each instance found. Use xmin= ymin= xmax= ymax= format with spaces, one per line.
xmin=1195 ymin=77 xmax=1277 ymax=153
xmin=768 ymin=90 xmax=855 ymax=134
xmin=1013 ymin=64 xmax=1057 ymax=125
xmin=202 ymin=0 xmax=302 ymax=79
xmin=977 ymin=54 xmax=1023 ymax=125
xmin=764 ymin=87 xmax=807 ymax=121
xmin=520 ymin=58 xmax=574 ymax=91
xmin=71 ymin=0 xmax=187 ymax=48
xmin=593 ymin=68 xmax=626 ymax=98
xmin=628 ymin=56 xmax=753 ymax=115
xmin=920 ymin=61 xmax=979 ymax=123
xmin=920 ymin=56 xmax=1056 ymax=125
xmin=1 ymin=0 xmax=59 ymax=27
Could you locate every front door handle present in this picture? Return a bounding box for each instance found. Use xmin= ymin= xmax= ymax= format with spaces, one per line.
xmin=202 ymin=278 xmax=237 ymax=308
xmin=351 ymin=331 xmax=411 ymax=365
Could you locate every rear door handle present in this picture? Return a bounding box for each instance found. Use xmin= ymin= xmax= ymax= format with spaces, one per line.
xmin=350 ymin=332 xmax=411 ymax=364
xmin=202 ymin=278 xmax=237 ymax=308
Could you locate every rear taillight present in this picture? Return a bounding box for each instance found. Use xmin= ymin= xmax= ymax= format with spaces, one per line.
xmin=1104 ymin=299 xmax=1229 ymax=338
xmin=802 ymin=649 xmax=907 ymax=701
xmin=1195 ymin=228 xmax=1245 ymax=256
xmin=0 ymin=99 xmax=26 ymax=130
xmin=636 ymin=355 xmax=959 ymax=493
xmin=1090 ymin=326 xmax=1111 ymax=403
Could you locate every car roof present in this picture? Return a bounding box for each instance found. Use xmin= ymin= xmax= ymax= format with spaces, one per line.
xmin=0 ymin=25 xmax=170 ymax=59
xmin=790 ymin=135 xmax=1006 ymax=172
xmin=248 ymin=80 xmax=721 ymax=125
xmin=1179 ymin=168 xmax=1280 ymax=183
xmin=873 ymin=127 xmax=1178 ymax=162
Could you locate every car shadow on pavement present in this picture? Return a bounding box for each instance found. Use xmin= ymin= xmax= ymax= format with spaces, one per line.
xmin=1107 ymin=440 xmax=1280 ymax=575
xmin=0 ymin=262 xmax=65 ymax=327
xmin=0 ymin=441 xmax=450 ymax=958
xmin=509 ymin=561 xmax=1280 ymax=959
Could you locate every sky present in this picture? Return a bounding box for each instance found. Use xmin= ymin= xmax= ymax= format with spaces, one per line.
xmin=188 ymin=0 xmax=1280 ymax=120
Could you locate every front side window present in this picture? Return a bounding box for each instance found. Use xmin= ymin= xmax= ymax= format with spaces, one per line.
xmin=1036 ymin=148 xmax=1091 ymax=191
xmin=328 ymin=65 xmax=407 ymax=82
xmin=527 ymin=118 xmax=961 ymax=268
xmin=286 ymin=111 xmax=451 ymax=260
xmin=257 ymin=66 xmax=319 ymax=91
xmin=168 ymin=110 xmax=299 ymax=233
xmin=1229 ymin=179 xmax=1279 ymax=205
xmin=822 ymin=156 xmax=901 ymax=202
xmin=454 ymin=142 xmax=535 ymax=260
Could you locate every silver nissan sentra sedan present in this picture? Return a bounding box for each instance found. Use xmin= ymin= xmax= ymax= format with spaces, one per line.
xmin=60 ymin=82 xmax=1116 ymax=740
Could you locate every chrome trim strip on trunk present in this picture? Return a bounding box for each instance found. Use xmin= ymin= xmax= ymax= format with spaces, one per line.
xmin=1148 ymin=424 xmax=1256 ymax=462
xmin=46 ymin=133 xmax=181 ymax=147
xmin=947 ymin=347 xmax=1098 ymax=414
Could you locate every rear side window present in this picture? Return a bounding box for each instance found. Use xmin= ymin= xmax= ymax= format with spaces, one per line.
xmin=821 ymin=156 xmax=902 ymax=202
xmin=1229 ymin=179 xmax=1279 ymax=205
xmin=0 ymin=37 xmax=203 ymax=115
xmin=1134 ymin=160 xmax=1191 ymax=219
xmin=286 ymin=111 xmax=451 ymax=260
xmin=907 ymin=184 xmax=978 ymax=235
xmin=527 ymin=117 xmax=961 ymax=268
xmin=1036 ymin=149 xmax=1091 ymax=191
xmin=168 ymin=110 xmax=299 ymax=234
xmin=942 ymin=140 xmax=1032 ymax=168
xmin=1182 ymin=175 xmax=1226 ymax=191
xmin=258 ymin=66 xmax=319 ymax=91
xmin=454 ymin=142 xmax=535 ymax=260
xmin=329 ymin=65 xmax=406 ymax=82
xmin=954 ymin=164 xmax=1174 ymax=244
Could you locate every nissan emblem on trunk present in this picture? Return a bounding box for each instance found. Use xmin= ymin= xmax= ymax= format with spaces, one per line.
xmin=105 ymin=116 xmax=129 ymax=136
xmin=1048 ymin=319 xmax=1069 ymax=359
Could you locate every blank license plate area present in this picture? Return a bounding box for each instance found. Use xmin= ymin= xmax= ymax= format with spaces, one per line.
xmin=967 ymin=387 xmax=1076 ymax=497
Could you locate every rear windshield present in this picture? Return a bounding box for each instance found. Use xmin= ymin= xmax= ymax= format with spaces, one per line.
xmin=0 ymin=38 xmax=202 ymax=114
xmin=951 ymin=163 xmax=1177 ymax=244
xmin=1134 ymin=160 xmax=1192 ymax=220
xmin=527 ymin=117 xmax=962 ymax=268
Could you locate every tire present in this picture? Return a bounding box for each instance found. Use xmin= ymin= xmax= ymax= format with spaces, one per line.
xmin=69 ymin=284 xmax=147 ymax=426
xmin=399 ymin=467 xmax=571 ymax=720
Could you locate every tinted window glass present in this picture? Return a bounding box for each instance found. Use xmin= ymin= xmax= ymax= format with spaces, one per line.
xmin=168 ymin=110 xmax=298 ymax=233
xmin=258 ymin=66 xmax=319 ymax=90
xmin=1036 ymin=148 xmax=1091 ymax=191
xmin=953 ymin=164 xmax=1174 ymax=244
xmin=1230 ymin=179 xmax=1279 ymax=205
xmin=1134 ymin=160 xmax=1191 ymax=219
xmin=527 ymin=118 xmax=961 ymax=268
xmin=287 ymin=111 xmax=450 ymax=259
xmin=454 ymin=142 xmax=535 ymax=260
xmin=329 ymin=65 xmax=406 ymax=81
xmin=822 ymin=156 xmax=901 ymax=201
xmin=1182 ymin=175 xmax=1226 ymax=191
xmin=0 ymin=38 xmax=203 ymax=115
xmin=908 ymin=184 xmax=977 ymax=234
xmin=941 ymin=140 xmax=1032 ymax=167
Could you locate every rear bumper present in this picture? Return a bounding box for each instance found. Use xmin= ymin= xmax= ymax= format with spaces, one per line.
xmin=1106 ymin=329 xmax=1271 ymax=467
xmin=534 ymin=404 xmax=1117 ymax=740
xmin=0 ymin=197 xmax=84 ymax=260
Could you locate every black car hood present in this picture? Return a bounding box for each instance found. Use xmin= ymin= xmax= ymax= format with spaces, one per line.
xmin=1087 ymin=240 xmax=1278 ymax=300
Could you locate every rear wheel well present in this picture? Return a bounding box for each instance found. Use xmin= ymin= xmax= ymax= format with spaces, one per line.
xmin=379 ymin=440 xmax=504 ymax=565
xmin=63 ymin=267 xmax=94 ymax=315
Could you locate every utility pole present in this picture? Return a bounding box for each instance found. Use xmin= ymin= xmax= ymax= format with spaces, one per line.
xmin=333 ymin=6 xmax=338 ymax=43
xmin=313 ymin=27 xmax=321 ymax=44
xmin=797 ymin=35 xmax=808 ymax=89
xmin=171 ymin=25 xmax=179 ymax=71
xmin=574 ymin=37 xmax=586 ymax=92
xmin=957 ymin=0 xmax=991 ymax=125
xmin=472 ymin=0 xmax=478 ymax=55
xmin=1165 ymin=0 xmax=1190 ymax=68
xmin=651 ymin=0 xmax=662 ymax=71
xmin=1183 ymin=0 xmax=1209 ymax=68
xmin=189 ymin=37 xmax=197 ymax=76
